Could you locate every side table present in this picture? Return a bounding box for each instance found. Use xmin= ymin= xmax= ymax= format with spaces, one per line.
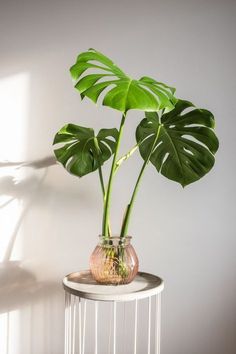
xmin=63 ymin=270 xmax=164 ymax=354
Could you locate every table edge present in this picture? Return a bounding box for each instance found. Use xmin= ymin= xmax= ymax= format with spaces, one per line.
xmin=62 ymin=270 xmax=164 ymax=301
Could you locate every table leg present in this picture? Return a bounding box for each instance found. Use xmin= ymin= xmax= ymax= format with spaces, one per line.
xmin=147 ymin=296 xmax=152 ymax=354
xmin=78 ymin=298 xmax=82 ymax=354
xmin=82 ymin=300 xmax=87 ymax=354
xmin=64 ymin=292 xmax=68 ymax=354
xmin=64 ymin=290 xmax=162 ymax=354
xmin=72 ymin=296 xmax=76 ymax=354
xmin=155 ymin=294 xmax=161 ymax=354
xmin=113 ymin=302 xmax=117 ymax=354
xmin=65 ymin=292 xmax=72 ymax=354
xmin=95 ymin=301 xmax=98 ymax=354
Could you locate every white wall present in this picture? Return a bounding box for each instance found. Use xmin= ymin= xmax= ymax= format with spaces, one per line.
xmin=0 ymin=0 xmax=235 ymax=353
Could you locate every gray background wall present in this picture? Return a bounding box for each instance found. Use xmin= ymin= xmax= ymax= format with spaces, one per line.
xmin=0 ymin=0 xmax=235 ymax=353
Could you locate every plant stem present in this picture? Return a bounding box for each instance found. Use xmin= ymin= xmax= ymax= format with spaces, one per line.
xmin=98 ymin=165 xmax=112 ymax=236
xmin=120 ymin=124 xmax=162 ymax=237
xmin=98 ymin=164 xmax=105 ymax=197
xmin=94 ymin=137 xmax=112 ymax=237
xmin=102 ymin=114 xmax=126 ymax=238
xmin=115 ymin=143 xmax=139 ymax=172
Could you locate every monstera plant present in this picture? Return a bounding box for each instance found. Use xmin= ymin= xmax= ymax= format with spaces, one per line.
xmin=53 ymin=49 xmax=219 ymax=284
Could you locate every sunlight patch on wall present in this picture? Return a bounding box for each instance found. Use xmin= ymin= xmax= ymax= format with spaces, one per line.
xmin=0 ymin=72 xmax=30 ymax=263
xmin=0 ymin=72 xmax=30 ymax=160
xmin=0 ymin=310 xmax=20 ymax=354
xmin=0 ymin=72 xmax=30 ymax=352
xmin=0 ymin=198 xmax=23 ymax=262
xmin=0 ymin=312 xmax=8 ymax=354
xmin=0 ymin=72 xmax=30 ymax=353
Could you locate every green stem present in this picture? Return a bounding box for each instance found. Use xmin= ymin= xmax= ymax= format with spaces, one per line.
xmin=115 ymin=143 xmax=139 ymax=172
xmin=120 ymin=124 xmax=162 ymax=237
xmin=102 ymin=114 xmax=126 ymax=238
xmin=98 ymin=165 xmax=112 ymax=237
xmin=94 ymin=137 xmax=112 ymax=237
xmin=98 ymin=164 xmax=105 ymax=196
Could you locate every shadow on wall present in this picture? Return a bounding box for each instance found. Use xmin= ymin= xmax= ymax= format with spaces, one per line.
xmin=0 ymin=156 xmax=56 ymax=261
xmin=0 ymin=156 xmax=64 ymax=353
xmin=0 ymin=157 xmax=57 ymax=295
xmin=0 ymin=43 xmax=105 ymax=351
xmin=0 ymin=261 xmax=60 ymax=315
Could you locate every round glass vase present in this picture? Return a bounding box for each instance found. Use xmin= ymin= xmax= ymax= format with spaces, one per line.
xmin=90 ymin=236 xmax=139 ymax=285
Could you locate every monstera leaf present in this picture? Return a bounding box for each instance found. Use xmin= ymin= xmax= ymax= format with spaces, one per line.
xmin=136 ymin=100 xmax=219 ymax=186
xmin=70 ymin=48 xmax=176 ymax=113
xmin=53 ymin=124 xmax=118 ymax=177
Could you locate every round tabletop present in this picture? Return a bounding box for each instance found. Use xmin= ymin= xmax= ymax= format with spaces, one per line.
xmin=63 ymin=270 xmax=164 ymax=302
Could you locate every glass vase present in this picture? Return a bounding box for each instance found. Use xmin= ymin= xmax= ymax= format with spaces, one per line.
xmin=90 ymin=236 xmax=139 ymax=285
